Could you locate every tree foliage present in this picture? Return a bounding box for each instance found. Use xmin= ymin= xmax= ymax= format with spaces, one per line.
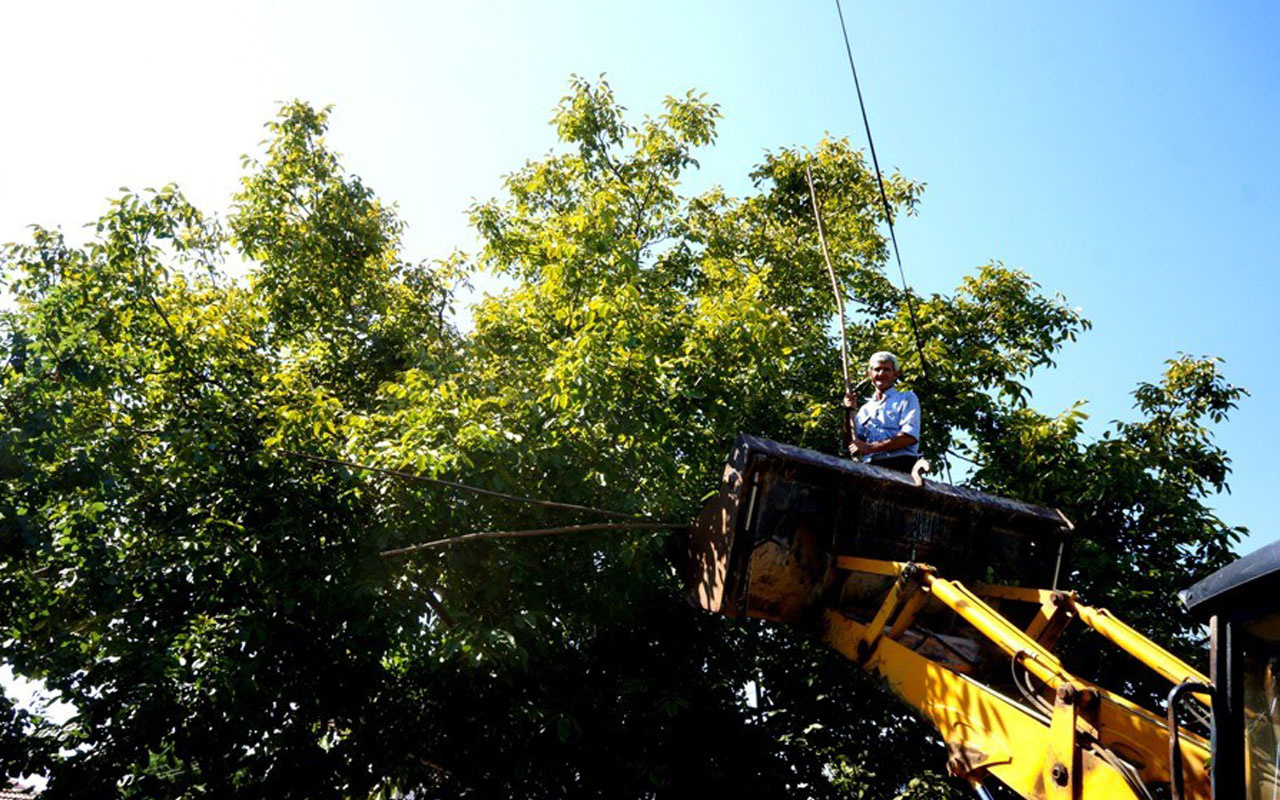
xmin=1 ymin=78 xmax=1243 ymax=797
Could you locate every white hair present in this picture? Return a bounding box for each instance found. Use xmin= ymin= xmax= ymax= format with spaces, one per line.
xmin=868 ymin=351 xmax=899 ymax=371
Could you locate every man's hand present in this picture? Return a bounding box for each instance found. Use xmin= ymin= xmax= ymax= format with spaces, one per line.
xmin=849 ymin=439 xmax=875 ymax=458
xmin=851 ymin=433 xmax=918 ymax=460
xmin=844 ymin=393 xmax=865 ymax=458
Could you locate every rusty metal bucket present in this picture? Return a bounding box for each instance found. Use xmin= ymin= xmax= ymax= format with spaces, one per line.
xmin=687 ymin=435 xmax=1071 ymax=622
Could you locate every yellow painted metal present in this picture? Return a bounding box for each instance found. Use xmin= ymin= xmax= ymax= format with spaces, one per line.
xmin=856 ymin=564 xmax=932 ymax=660
xmin=927 ymin=576 xmax=1074 ymax=688
xmin=824 ymin=610 xmax=1145 ymax=800
xmin=835 ymin=555 xmax=913 ymax=576
xmin=886 ymin=588 xmax=930 ymax=641
xmin=1044 ymin=685 xmax=1080 ymax=800
xmin=818 ymin=557 xmax=1217 ymax=797
xmin=858 ymin=572 xmax=907 ymax=659
xmin=969 ymin=583 xmax=1209 ymax=706
xmin=1024 ymin=593 xmax=1074 ymax=649
xmin=1070 ymin=601 xmax=1210 ymax=705
xmin=973 ymin=583 xmax=1053 ymax=604
xmin=920 ymin=570 xmax=1212 ymax=796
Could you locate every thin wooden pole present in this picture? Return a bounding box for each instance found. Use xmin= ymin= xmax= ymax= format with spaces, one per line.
xmin=277 ymin=449 xmax=637 ymax=520
xmin=806 ymin=162 xmax=852 ymax=397
xmin=380 ymin=521 xmax=683 ymax=558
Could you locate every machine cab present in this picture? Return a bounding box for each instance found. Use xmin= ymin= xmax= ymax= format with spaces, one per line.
xmin=1182 ymin=540 xmax=1280 ymax=799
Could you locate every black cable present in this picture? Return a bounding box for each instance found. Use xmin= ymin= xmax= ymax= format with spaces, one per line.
xmin=833 ymin=0 xmax=930 ymax=380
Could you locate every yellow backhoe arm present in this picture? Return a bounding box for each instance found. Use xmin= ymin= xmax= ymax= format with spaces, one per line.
xmin=828 ymin=557 xmax=1210 ymax=799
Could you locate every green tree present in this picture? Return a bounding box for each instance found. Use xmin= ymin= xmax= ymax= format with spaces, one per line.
xmin=1 ymin=78 xmax=1242 ymax=798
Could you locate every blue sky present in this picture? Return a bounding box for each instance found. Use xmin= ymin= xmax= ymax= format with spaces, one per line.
xmin=3 ymin=1 xmax=1277 ymax=553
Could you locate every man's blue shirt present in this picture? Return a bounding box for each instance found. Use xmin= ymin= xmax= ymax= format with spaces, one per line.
xmin=854 ymin=387 xmax=921 ymax=460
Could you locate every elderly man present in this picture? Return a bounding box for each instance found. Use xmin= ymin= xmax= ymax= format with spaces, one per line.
xmin=842 ymin=352 xmax=921 ymax=474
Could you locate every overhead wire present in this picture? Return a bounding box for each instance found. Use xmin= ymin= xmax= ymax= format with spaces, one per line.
xmin=829 ymin=1 xmax=998 ymax=482
xmin=126 ymin=13 xmax=981 ymax=554
xmin=832 ymin=0 xmax=930 ymax=381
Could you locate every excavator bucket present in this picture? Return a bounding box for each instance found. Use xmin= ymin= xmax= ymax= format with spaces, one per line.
xmin=687 ymin=435 xmax=1071 ymax=622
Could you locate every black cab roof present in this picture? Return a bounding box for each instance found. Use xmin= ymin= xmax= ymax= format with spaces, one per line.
xmin=1181 ymin=538 xmax=1280 ymax=624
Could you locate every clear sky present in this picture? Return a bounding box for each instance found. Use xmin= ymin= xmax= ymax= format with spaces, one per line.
xmin=3 ymin=1 xmax=1278 ymax=554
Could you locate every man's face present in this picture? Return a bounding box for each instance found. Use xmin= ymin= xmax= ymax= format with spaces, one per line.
xmin=867 ymin=360 xmax=899 ymax=392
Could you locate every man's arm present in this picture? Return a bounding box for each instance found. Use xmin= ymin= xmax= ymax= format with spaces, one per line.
xmin=849 ymin=432 xmax=917 ymax=457
xmin=850 ymin=391 xmax=920 ymax=458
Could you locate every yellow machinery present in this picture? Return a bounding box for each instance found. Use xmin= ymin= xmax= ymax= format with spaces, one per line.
xmin=687 ymin=436 xmax=1280 ymax=799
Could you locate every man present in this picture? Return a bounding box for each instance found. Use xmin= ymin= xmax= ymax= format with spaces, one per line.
xmin=842 ymin=352 xmax=920 ymax=474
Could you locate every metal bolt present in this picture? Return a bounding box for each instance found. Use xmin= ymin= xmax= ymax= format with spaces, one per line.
xmin=1057 ymin=684 xmax=1076 ymax=703
xmin=1051 ymin=763 xmax=1069 ymax=786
